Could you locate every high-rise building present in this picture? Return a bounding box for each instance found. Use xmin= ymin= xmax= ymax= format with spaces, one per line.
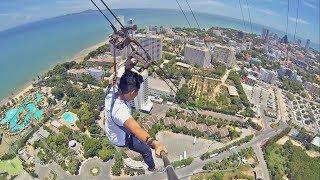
xmin=305 ymin=82 xmax=320 ymax=99
xmin=262 ymin=28 xmax=270 ymax=42
xmin=127 ymin=18 xmax=136 ymax=36
xmin=277 ymin=67 xmax=297 ymax=79
xmin=128 ymin=70 xmax=153 ymax=113
xmin=111 ymin=33 xmax=162 ymax=62
xmin=114 ymin=15 xmax=124 ymax=31
xmin=305 ymin=39 xmax=310 ymax=50
xmin=297 ymin=39 xmax=302 ymax=46
xmin=211 ymin=43 xmax=236 ymax=68
xmin=148 ymin=77 xmax=177 ymax=100
xmin=146 ymin=25 xmax=159 ymax=35
xmin=281 ymin=35 xmax=288 ymax=44
xmin=184 ymin=44 xmax=211 ymax=68
xmin=259 ymin=68 xmax=277 ymax=84
xmin=135 ymin=34 xmax=163 ymax=61
xmin=237 ymin=31 xmax=244 ymax=39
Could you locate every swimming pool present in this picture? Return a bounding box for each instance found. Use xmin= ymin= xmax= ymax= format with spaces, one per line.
xmin=35 ymin=93 xmax=43 ymax=103
xmin=62 ymin=112 xmax=78 ymax=125
xmin=0 ymin=92 xmax=44 ymax=133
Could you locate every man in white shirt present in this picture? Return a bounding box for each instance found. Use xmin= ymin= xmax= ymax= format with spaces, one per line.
xmin=105 ymin=70 xmax=167 ymax=171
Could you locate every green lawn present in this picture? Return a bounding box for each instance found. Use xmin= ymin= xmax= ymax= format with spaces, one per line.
xmin=265 ymin=141 xmax=320 ymax=180
xmin=286 ymin=144 xmax=320 ymax=180
xmin=0 ymin=157 xmax=23 ymax=176
xmin=192 ymin=165 xmax=254 ymax=180
xmin=265 ymin=144 xmax=286 ymax=178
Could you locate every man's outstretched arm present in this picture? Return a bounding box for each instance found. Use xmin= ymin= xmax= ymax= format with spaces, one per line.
xmin=124 ymin=117 xmax=167 ymax=156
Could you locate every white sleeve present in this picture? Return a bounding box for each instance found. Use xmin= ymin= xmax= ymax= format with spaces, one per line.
xmin=113 ymin=104 xmax=132 ymax=126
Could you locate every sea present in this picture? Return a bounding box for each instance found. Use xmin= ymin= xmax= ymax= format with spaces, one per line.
xmin=0 ymin=8 xmax=319 ymax=101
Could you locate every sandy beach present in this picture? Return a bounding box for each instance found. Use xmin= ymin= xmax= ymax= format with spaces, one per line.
xmin=0 ymin=40 xmax=107 ymax=107
xmin=72 ymin=40 xmax=107 ymax=63
xmin=0 ymin=83 xmax=33 ymax=107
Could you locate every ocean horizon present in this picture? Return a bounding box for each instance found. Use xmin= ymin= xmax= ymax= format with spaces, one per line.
xmin=0 ymin=8 xmax=319 ymax=101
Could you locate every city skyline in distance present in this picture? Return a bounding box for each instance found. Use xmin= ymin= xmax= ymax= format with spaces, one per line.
xmin=0 ymin=0 xmax=319 ymax=44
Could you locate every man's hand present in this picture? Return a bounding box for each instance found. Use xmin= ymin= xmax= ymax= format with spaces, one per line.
xmin=152 ymin=140 xmax=167 ymax=157
xmin=123 ymin=118 xmax=168 ymax=157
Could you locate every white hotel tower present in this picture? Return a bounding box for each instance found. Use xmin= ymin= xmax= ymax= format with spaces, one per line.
xmin=116 ymin=66 xmax=153 ymax=113
xmin=128 ymin=69 xmax=153 ymax=113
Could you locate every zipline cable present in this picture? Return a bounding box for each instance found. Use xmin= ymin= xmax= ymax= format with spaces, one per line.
xmin=93 ymin=0 xmax=192 ymax=99
xmin=293 ymin=0 xmax=300 ymax=41
xmin=285 ymin=0 xmax=290 ymax=36
xmin=238 ymin=0 xmax=247 ymax=31
xmin=285 ymin=0 xmax=290 ymax=61
xmin=89 ymin=1 xmax=181 ymax=179
xmin=245 ymin=0 xmax=253 ymax=33
xmin=90 ymin=0 xmax=116 ymax=31
xmin=185 ymin=0 xmax=201 ymax=30
xmin=175 ymin=0 xmax=192 ymax=28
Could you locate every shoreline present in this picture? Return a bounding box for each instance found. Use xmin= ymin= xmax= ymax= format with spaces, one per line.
xmin=0 ymin=40 xmax=107 ymax=107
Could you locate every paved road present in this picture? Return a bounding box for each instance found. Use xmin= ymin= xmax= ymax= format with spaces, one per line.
xmin=37 ymin=121 xmax=287 ymax=180
xmin=253 ymin=145 xmax=270 ymax=180
xmin=36 ymin=158 xmax=113 ymax=180
xmin=118 ymin=121 xmax=287 ymax=180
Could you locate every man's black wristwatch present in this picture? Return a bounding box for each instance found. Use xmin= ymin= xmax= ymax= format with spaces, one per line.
xmin=146 ymin=137 xmax=157 ymax=148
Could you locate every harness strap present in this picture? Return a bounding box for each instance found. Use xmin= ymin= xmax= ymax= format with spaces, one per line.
xmin=109 ymin=86 xmax=131 ymax=136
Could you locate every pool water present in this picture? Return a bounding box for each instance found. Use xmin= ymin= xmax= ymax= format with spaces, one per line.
xmin=35 ymin=93 xmax=43 ymax=103
xmin=0 ymin=92 xmax=44 ymax=133
xmin=62 ymin=112 xmax=78 ymax=124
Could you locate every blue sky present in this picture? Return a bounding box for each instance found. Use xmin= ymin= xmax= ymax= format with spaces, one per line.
xmin=0 ymin=0 xmax=319 ymax=43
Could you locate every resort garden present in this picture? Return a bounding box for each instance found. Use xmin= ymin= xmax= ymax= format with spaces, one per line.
xmin=0 ymin=90 xmax=48 ymax=159
xmin=176 ymin=70 xmax=254 ymax=117
xmin=263 ymin=128 xmax=320 ymax=180
xmin=30 ymin=60 xmax=115 ymax=175
xmin=186 ymin=76 xmax=240 ymax=115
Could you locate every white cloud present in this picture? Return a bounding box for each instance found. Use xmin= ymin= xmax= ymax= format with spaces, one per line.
xmin=254 ymin=8 xmax=279 ymax=16
xmin=279 ymin=0 xmax=287 ymax=5
xmin=303 ymin=1 xmax=317 ymax=9
xmin=0 ymin=13 xmax=11 ymax=16
xmin=191 ymin=0 xmax=227 ymax=7
xmin=289 ymin=17 xmax=310 ymax=24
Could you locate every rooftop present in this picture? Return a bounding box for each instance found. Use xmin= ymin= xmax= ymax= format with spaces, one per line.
xmin=176 ymin=62 xmax=192 ymax=68
xmin=87 ymin=67 xmax=103 ymax=73
xmin=135 ymin=33 xmax=161 ymax=39
xmin=140 ymin=97 xmax=153 ymax=113
xmin=214 ymin=43 xmax=236 ymax=51
xmin=87 ymin=57 xmax=117 ymax=63
xmin=185 ymin=44 xmax=210 ymax=52
xmin=27 ymin=127 xmax=50 ymax=145
xmin=51 ymin=120 xmax=62 ymax=129
xmin=247 ymin=75 xmax=258 ymax=80
xmin=311 ymin=136 xmax=320 ymax=147
xmin=67 ymin=69 xmax=87 ymax=74
xmin=149 ymin=77 xmax=177 ymax=93
xmin=228 ymin=85 xmax=239 ymax=96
